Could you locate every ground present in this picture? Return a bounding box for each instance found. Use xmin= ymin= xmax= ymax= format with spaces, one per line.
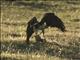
xmin=1 ymin=1 xmax=80 ymax=60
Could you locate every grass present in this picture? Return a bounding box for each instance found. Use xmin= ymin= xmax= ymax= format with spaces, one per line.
xmin=1 ymin=1 xmax=80 ymax=60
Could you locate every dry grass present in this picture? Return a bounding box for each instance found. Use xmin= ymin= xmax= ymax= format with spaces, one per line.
xmin=1 ymin=1 xmax=80 ymax=60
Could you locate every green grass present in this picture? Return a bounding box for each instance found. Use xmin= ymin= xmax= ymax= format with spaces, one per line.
xmin=1 ymin=1 xmax=80 ymax=60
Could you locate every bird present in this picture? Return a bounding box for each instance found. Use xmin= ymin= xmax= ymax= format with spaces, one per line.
xmin=26 ymin=13 xmax=66 ymax=44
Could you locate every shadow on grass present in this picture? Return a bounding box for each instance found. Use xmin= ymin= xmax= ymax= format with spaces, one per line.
xmin=1 ymin=57 xmax=18 ymax=60
xmin=1 ymin=37 xmax=80 ymax=60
